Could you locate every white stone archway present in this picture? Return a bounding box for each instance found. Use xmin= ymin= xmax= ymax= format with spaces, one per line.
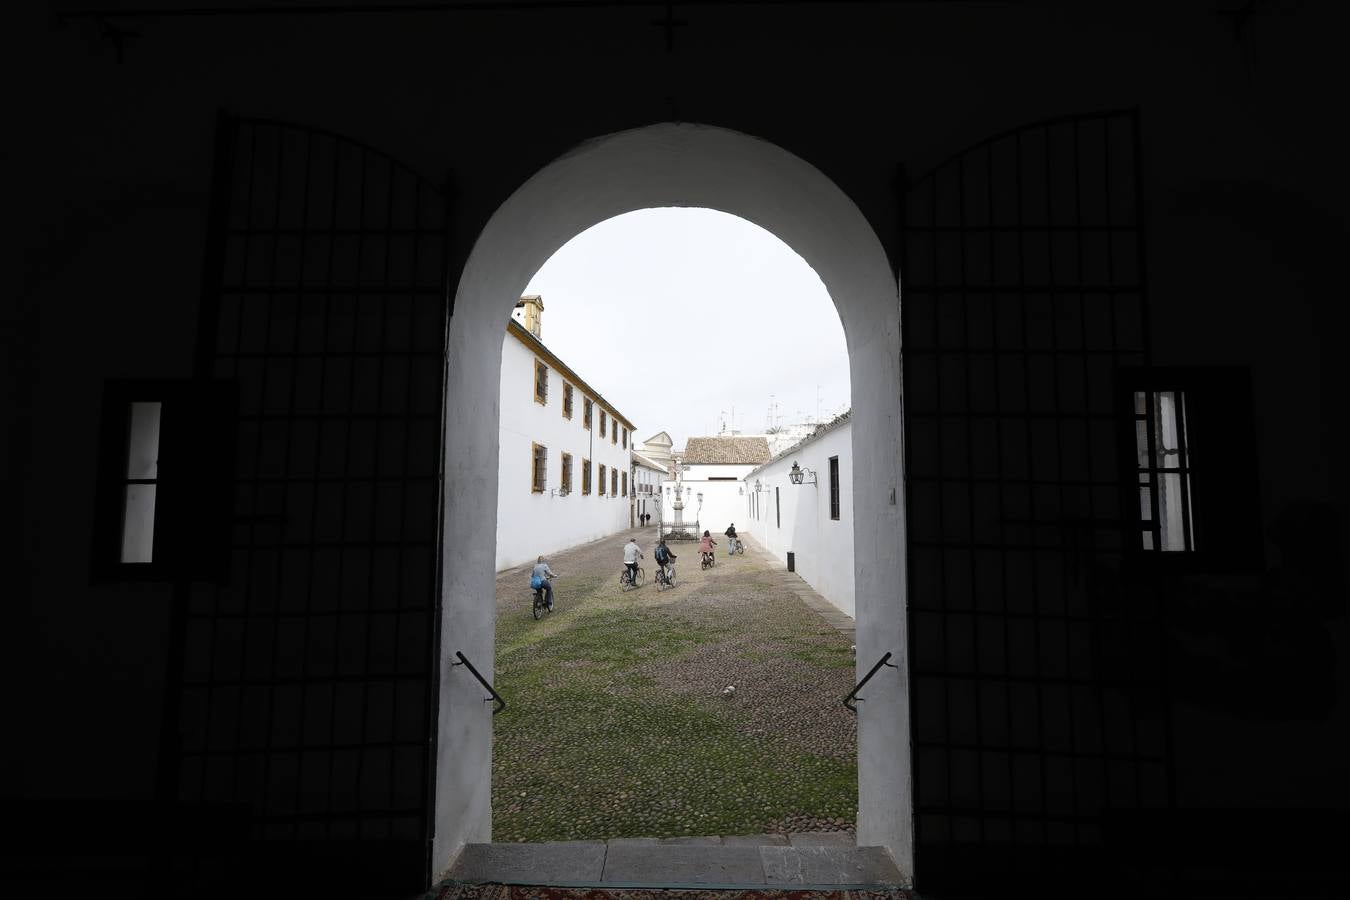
xmin=435 ymin=123 xmax=911 ymax=882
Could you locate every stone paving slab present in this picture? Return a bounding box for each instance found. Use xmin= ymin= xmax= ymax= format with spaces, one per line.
xmin=787 ymin=831 xmax=856 ymax=848
xmin=722 ymin=833 xmax=790 ymax=846
xmin=450 ymin=841 xmax=606 ymax=883
xmin=449 ymin=838 xmax=905 ymax=889
xmin=760 ymin=845 xmax=902 ymax=885
xmin=600 ymin=843 xmax=767 ymax=884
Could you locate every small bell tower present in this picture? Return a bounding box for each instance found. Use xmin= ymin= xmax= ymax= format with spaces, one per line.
xmin=513 ymin=294 xmax=544 ymax=339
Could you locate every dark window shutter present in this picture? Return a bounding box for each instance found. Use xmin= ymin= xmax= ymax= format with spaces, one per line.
xmin=157 ymin=380 xmax=239 ymax=583
xmin=1186 ymin=368 xmax=1263 ymax=571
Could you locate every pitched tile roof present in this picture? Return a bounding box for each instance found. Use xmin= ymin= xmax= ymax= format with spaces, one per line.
xmin=681 ymin=436 xmax=772 ymax=465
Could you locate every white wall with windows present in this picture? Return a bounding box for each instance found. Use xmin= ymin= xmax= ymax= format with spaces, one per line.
xmin=497 ymin=323 xmax=634 ymax=570
xmin=744 ymin=419 xmax=855 ymax=617
xmin=632 ymin=455 xmax=666 ymax=526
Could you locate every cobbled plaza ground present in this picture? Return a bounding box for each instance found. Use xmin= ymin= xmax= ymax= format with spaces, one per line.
xmin=491 ymin=526 xmax=858 ymax=843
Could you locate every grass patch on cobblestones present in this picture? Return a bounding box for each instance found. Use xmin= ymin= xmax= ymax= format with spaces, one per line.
xmin=492 ymin=557 xmax=857 ymax=842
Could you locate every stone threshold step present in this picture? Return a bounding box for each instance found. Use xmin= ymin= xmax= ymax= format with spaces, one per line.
xmin=444 ymin=833 xmax=904 ymax=889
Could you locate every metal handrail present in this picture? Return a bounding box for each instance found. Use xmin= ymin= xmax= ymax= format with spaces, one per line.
xmin=843 ymin=651 xmax=896 ymax=712
xmin=452 ymin=650 xmax=506 ymax=715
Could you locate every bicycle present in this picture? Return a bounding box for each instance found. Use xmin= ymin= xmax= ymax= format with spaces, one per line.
xmin=655 ymin=563 xmax=677 ymax=590
xmin=700 ymin=551 xmax=715 ymax=570
xmin=726 ymin=536 xmax=744 ymax=555
xmin=531 ymin=578 xmax=555 ymax=620
xmin=619 ymin=565 xmax=645 ymax=589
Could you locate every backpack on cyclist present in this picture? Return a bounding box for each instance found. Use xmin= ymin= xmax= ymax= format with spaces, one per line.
xmin=654 ymin=544 xmax=669 ymax=565
xmin=530 ymin=573 xmax=543 ymax=590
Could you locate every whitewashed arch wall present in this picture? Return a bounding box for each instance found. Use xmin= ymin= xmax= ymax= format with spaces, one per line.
xmin=436 ymin=123 xmax=911 ymax=882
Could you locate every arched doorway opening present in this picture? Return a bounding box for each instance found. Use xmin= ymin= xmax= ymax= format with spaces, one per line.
xmin=436 ymin=123 xmax=911 ymax=881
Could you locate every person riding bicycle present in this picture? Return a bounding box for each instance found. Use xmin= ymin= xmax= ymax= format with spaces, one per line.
xmin=530 ymin=555 xmax=557 ymax=611
xmin=724 ymin=523 xmax=740 ymax=554
xmin=654 ymin=537 xmax=677 ymax=581
xmin=698 ymin=530 xmax=717 ymax=565
xmin=623 ymin=537 xmax=643 ymax=585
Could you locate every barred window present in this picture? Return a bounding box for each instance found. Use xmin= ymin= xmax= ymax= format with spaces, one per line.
xmin=583 ymin=398 xmax=593 ymax=430
xmin=582 ymin=458 xmax=592 ymax=495
xmin=534 ymin=361 xmax=548 ymax=405
xmin=562 ymin=383 xmax=574 ymax=419
xmin=531 ymin=443 xmax=548 ymax=492
xmin=599 ymin=463 xmax=607 ymax=495
xmin=561 ymin=452 xmax=573 ymax=494
xmin=1133 ymin=390 xmax=1194 ymax=552
xmin=1120 ymin=367 xmax=1261 ymax=572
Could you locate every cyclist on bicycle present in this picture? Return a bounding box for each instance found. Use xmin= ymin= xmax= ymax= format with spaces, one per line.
xmin=724 ymin=523 xmax=740 ymax=554
xmin=530 ymin=556 xmax=557 ymax=611
xmin=698 ymin=530 xmax=717 ymax=565
xmin=654 ymin=537 xmax=677 ymax=581
xmin=623 ymin=537 xmax=643 ymax=585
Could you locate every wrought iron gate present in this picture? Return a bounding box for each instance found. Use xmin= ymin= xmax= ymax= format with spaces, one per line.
xmin=901 ymin=110 xmax=1173 ymax=886
xmin=162 ymin=114 xmax=448 ymax=892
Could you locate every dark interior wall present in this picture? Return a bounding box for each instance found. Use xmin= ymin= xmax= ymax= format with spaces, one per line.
xmin=8 ymin=0 xmax=1347 ymax=819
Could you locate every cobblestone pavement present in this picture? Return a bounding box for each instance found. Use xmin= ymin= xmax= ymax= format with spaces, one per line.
xmin=491 ymin=526 xmax=858 ymax=843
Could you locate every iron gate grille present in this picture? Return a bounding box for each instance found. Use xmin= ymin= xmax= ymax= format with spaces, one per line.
xmin=900 ymin=110 xmax=1174 ymax=885
xmin=164 ymin=115 xmax=448 ymax=887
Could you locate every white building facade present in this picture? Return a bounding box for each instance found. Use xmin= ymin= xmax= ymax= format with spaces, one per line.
xmin=496 ymin=304 xmax=636 ymax=571
xmin=661 ymin=436 xmax=770 ymax=539
xmin=632 ymin=451 xmax=667 ymax=527
xmin=743 ymin=414 xmax=855 ymax=617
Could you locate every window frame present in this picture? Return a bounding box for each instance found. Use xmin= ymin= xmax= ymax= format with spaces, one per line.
xmin=1116 ymin=366 xmax=1263 ymax=574
xmin=582 ymin=458 xmax=592 ymax=495
xmin=829 ymin=456 xmax=841 ymax=521
xmin=562 ymin=382 xmax=574 ymax=420
xmin=612 ymin=468 xmax=618 ymax=496
xmin=560 ymin=451 xmax=573 ymax=494
xmin=600 ymin=410 xmax=607 ymax=438
xmin=531 ymin=442 xmax=548 ymax=493
xmin=622 ymin=471 xmax=628 ymax=497
xmin=91 ymin=378 xmax=237 ymax=584
xmin=583 ymin=397 xmax=593 ymax=430
xmin=534 ymin=359 xmax=549 ymax=405
xmin=599 ymin=463 xmax=607 ymax=496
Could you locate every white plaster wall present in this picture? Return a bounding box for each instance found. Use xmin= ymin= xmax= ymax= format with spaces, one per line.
xmin=441 ymin=123 xmax=908 ymax=882
xmin=496 ymin=332 xmax=634 ymax=571
xmin=632 ymin=464 xmax=664 ymax=523
xmin=746 ymin=423 xmax=855 ymax=617
xmin=677 ymin=466 xmax=755 ymax=539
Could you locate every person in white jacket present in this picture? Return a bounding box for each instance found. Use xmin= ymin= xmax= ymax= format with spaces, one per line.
xmin=622 ymin=538 xmax=643 ymax=585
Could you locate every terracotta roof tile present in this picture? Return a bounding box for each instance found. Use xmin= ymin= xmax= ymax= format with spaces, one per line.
xmin=682 ymin=436 xmax=772 ymax=465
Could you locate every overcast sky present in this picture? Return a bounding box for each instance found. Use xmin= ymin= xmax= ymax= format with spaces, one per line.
xmin=522 ymin=208 xmax=850 ymax=451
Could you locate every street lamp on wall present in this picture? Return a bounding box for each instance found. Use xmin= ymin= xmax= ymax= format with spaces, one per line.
xmin=788 ymin=461 xmax=817 ymax=486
